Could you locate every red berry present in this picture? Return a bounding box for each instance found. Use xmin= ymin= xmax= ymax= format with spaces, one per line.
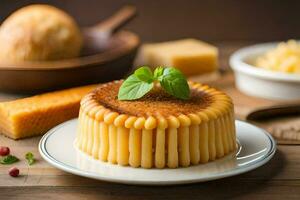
xmin=0 ymin=146 xmax=10 ymax=156
xmin=9 ymin=167 xmax=19 ymax=177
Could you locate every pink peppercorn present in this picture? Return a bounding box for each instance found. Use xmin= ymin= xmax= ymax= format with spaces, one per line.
xmin=0 ymin=146 xmax=10 ymax=156
xmin=9 ymin=167 xmax=19 ymax=177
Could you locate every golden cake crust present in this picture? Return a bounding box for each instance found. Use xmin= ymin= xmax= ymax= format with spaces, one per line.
xmin=80 ymin=80 xmax=233 ymax=130
xmin=82 ymin=81 xmax=232 ymax=117
xmin=92 ymin=81 xmax=213 ymax=117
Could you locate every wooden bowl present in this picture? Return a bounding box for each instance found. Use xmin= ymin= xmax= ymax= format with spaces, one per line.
xmin=0 ymin=30 xmax=139 ymax=93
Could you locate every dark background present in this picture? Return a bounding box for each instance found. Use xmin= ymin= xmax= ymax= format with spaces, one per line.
xmin=0 ymin=0 xmax=299 ymax=42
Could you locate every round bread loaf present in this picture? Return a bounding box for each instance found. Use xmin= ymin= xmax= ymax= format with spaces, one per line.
xmin=0 ymin=4 xmax=82 ymax=63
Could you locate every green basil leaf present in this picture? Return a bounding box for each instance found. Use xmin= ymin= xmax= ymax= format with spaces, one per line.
xmin=118 ymin=74 xmax=154 ymax=100
xmin=160 ymin=67 xmax=190 ymax=100
xmin=0 ymin=155 xmax=19 ymax=165
xmin=162 ymin=67 xmax=186 ymax=78
xmin=25 ymin=152 xmax=35 ymax=165
xmin=153 ymin=67 xmax=164 ymax=80
xmin=134 ymin=66 xmax=153 ymax=83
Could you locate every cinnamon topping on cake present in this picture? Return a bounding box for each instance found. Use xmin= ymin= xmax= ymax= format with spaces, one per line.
xmin=92 ymin=81 xmax=213 ymax=117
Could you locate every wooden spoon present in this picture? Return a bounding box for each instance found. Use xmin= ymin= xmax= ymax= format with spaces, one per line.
xmin=83 ymin=5 xmax=137 ymax=50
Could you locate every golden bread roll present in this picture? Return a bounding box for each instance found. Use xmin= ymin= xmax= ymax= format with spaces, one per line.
xmin=0 ymin=4 xmax=82 ymax=62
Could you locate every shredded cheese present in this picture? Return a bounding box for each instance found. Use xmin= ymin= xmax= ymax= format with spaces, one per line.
xmin=255 ymin=40 xmax=300 ymax=74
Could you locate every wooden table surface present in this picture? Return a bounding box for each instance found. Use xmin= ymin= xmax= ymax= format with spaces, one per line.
xmin=1 ymin=42 xmax=300 ymax=200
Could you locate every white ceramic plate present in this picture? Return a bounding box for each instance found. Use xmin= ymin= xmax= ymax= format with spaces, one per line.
xmin=39 ymin=119 xmax=276 ymax=185
xmin=230 ymin=42 xmax=300 ymax=100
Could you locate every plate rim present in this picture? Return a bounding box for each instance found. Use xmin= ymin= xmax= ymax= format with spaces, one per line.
xmin=39 ymin=119 xmax=276 ymax=185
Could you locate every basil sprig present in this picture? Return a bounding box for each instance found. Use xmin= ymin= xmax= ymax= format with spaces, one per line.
xmin=0 ymin=155 xmax=19 ymax=165
xmin=118 ymin=66 xmax=190 ymax=100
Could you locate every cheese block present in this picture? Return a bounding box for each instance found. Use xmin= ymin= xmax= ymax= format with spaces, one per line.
xmin=0 ymin=84 xmax=97 ymax=139
xmin=135 ymin=39 xmax=218 ymax=76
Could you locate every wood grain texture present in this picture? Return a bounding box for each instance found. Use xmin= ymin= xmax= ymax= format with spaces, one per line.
xmin=0 ymin=133 xmax=300 ymax=199
xmin=0 ymin=42 xmax=299 ymax=199
xmin=1 ymin=179 xmax=300 ymax=200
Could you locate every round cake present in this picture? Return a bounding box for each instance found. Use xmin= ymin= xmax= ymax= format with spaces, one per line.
xmin=76 ymin=81 xmax=236 ymax=168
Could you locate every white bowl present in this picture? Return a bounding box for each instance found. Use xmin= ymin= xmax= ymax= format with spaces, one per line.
xmin=230 ymin=42 xmax=300 ymax=100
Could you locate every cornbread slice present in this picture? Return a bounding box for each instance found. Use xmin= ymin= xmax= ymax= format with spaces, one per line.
xmin=135 ymin=39 xmax=218 ymax=76
xmin=0 ymin=84 xmax=97 ymax=139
